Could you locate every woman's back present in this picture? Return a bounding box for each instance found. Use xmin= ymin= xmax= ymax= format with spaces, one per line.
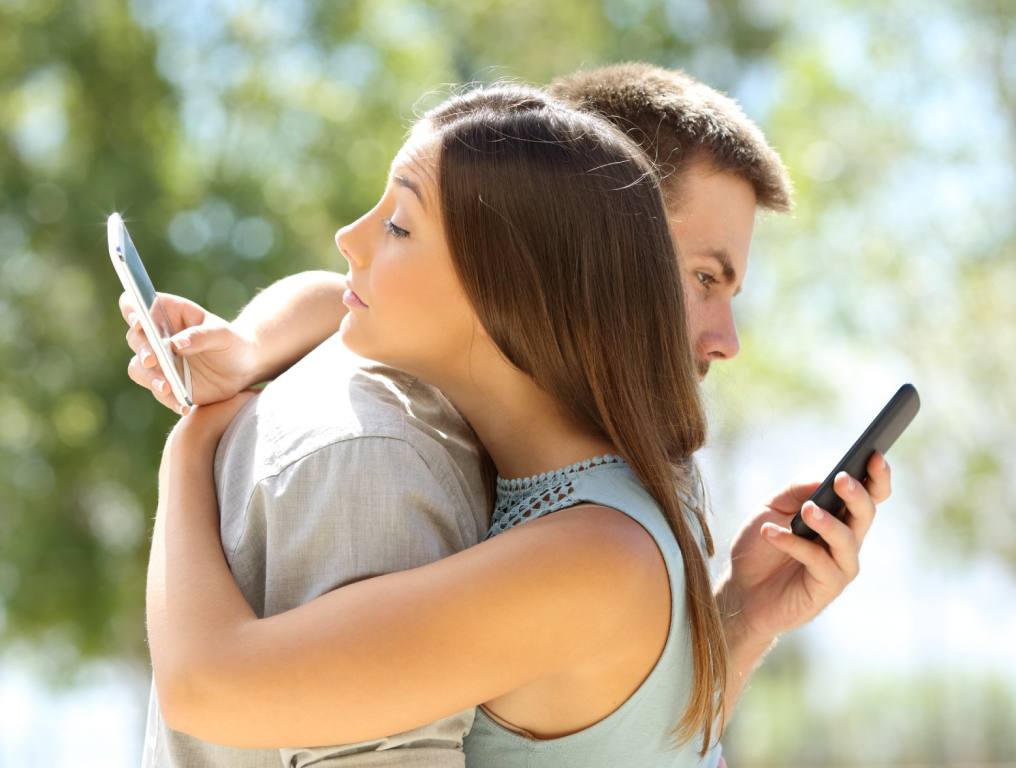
xmin=464 ymin=456 xmax=725 ymax=767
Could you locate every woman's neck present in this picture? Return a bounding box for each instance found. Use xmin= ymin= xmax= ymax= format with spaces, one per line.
xmin=432 ymin=356 xmax=617 ymax=481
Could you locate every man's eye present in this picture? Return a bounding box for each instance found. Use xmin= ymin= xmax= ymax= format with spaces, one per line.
xmin=695 ymin=271 xmax=716 ymax=287
xmin=383 ymin=218 xmax=409 ymax=239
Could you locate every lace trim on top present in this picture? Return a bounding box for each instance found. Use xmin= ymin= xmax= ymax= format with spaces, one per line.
xmin=485 ymin=454 xmax=626 ymax=540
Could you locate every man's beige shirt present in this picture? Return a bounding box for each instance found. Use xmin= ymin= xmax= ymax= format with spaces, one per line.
xmin=142 ymin=332 xmax=490 ymax=767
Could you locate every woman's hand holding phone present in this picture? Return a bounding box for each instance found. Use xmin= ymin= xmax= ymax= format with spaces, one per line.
xmin=120 ymin=291 xmax=259 ymax=413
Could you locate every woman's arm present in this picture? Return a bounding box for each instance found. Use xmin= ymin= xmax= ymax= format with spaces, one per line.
xmin=231 ymin=270 xmax=349 ymax=383
xmin=147 ymin=398 xmax=661 ymax=748
xmin=123 ymin=270 xmax=348 ymax=412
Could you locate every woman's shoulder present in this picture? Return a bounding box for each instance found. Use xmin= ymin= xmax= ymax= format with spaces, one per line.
xmin=520 ymin=503 xmax=666 ymax=575
xmin=488 ymin=503 xmax=670 ymax=650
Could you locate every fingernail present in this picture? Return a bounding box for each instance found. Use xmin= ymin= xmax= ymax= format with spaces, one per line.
xmin=152 ymin=378 xmax=165 ymax=393
xmin=764 ymin=525 xmax=783 ymax=538
xmin=847 ymin=475 xmax=857 ymax=492
xmin=809 ymin=503 xmax=825 ymax=522
xmin=174 ymin=335 xmax=190 ymax=349
xmin=128 ymin=313 xmax=139 ymax=328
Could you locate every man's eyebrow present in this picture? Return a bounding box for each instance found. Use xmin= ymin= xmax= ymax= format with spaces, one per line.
xmin=392 ymin=174 xmax=426 ymax=211
xmin=696 ymin=248 xmax=743 ymax=296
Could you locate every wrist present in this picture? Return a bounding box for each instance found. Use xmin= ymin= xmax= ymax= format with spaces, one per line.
xmin=168 ymin=413 xmax=223 ymax=457
xmin=228 ymin=324 xmax=265 ymax=387
xmin=715 ymin=578 xmax=777 ymax=661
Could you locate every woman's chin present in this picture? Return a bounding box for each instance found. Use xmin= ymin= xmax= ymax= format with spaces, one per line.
xmin=337 ymin=318 xmax=369 ymax=358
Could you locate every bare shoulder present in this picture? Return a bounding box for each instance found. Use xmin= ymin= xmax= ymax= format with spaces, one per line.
xmin=488 ymin=503 xmax=670 ymax=640
xmin=520 ymin=503 xmax=666 ymax=573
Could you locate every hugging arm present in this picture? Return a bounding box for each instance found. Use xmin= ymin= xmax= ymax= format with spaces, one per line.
xmin=123 ymin=270 xmax=348 ymax=412
xmin=715 ymin=453 xmax=893 ymax=725
xmin=148 ymin=395 xmax=654 ymax=748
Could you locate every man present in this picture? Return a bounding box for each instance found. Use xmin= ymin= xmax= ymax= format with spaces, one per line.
xmin=128 ymin=63 xmax=888 ymax=766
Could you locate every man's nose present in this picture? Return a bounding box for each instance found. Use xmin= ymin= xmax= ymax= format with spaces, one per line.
xmin=701 ymin=304 xmax=740 ymax=362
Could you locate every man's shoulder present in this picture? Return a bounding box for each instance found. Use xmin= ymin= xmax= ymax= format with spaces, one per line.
xmin=216 ymin=334 xmax=484 ymax=494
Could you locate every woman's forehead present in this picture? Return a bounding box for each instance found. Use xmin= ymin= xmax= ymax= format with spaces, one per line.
xmin=390 ymin=122 xmax=439 ymax=191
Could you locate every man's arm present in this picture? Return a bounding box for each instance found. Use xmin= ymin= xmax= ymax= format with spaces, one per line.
xmin=716 ymin=577 xmax=779 ymax=728
xmin=122 ymin=270 xmax=348 ymax=412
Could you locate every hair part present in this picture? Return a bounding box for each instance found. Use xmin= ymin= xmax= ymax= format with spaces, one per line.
xmin=423 ymin=84 xmax=727 ymax=755
xmin=548 ymin=61 xmax=793 ymax=212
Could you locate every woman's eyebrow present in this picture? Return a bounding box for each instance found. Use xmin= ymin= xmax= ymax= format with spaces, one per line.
xmin=392 ymin=174 xmax=427 ymax=211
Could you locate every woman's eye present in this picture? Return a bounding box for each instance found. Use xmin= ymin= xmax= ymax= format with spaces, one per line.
xmin=695 ymin=271 xmax=716 ymax=288
xmin=383 ymin=218 xmax=409 ymax=239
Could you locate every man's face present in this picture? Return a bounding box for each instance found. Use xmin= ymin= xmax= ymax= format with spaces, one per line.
xmin=666 ymin=159 xmax=758 ymax=380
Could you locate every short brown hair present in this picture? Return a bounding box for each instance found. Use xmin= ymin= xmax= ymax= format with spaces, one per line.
xmin=548 ymin=62 xmax=793 ymax=211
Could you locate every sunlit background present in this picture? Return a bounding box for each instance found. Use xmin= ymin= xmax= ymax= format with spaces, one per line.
xmin=1 ymin=0 xmax=1013 ymax=765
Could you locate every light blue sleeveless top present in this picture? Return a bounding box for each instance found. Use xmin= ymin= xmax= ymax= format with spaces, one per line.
xmin=463 ymin=454 xmax=724 ymax=768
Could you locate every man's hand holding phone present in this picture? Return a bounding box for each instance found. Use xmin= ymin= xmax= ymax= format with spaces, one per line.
xmin=717 ymin=451 xmax=892 ymax=646
xmin=121 ymin=291 xmax=259 ymax=413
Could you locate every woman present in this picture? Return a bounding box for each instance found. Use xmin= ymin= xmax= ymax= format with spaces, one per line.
xmin=150 ymin=84 xmax=726 ymax=765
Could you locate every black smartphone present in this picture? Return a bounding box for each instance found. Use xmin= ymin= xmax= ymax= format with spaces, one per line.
xmin=791 ymin=383 xmax=921 ymax=541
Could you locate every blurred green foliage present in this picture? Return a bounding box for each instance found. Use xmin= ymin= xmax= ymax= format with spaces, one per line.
xmin=725 ymin=652 xmax=1016 ymax=764
xmin=0 ymin=0 xmax=1013 ymax=762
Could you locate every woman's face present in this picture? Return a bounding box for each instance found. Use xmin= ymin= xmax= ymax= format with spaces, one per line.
xmin=335 ymin=123 xmax=480 ymax=381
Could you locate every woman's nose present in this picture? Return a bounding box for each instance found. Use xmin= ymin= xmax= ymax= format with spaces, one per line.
xmin=335 ymin=223 xmax=362 ymax=269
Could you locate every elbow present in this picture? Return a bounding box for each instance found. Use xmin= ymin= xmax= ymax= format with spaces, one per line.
xmin=154 ymin=642 xmax=260 ymax=744
xmin=153 ymin=651 xmax=227 ymax=739
xmin=154 ymin=661 xmax=205 ymax=735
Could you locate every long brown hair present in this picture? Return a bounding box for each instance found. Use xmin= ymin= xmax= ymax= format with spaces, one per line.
xmin=424 ymin=85 xmax=726 ymax=753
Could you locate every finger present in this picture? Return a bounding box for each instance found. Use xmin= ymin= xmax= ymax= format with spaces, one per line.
xmin=761 ymin=521 xmax=846 ymax=592
xmin=139 ymin=343 xmax=159 ymax=369
xmin=170 ymin=323 xmax=232 ymax=356
xmin=125 ymin=323 xmax=145 ymax=353
xmin=150 ymin=374 xmax=186 ymax=414
xmin=151 ymin=292 xmax=208 ymax=330
xmin=125 ymin=327 xmax=166 ymax=376
xmin=864 ymin=451 xmax=892 ymax=505
xmin=801 ymin=499 xmax=861 ymax=581
xmin=124 ymin=314 xmax=160 ymax=356
xmin=118 ymin=292 xmax=137 ymax=325
xmin=127 ymin=354 xmax=147 ymax=389
xmin=128 ymin=355 xmax=182 ymax=413
xmin=768 ymin=480 xmax=823 ymax=516
xmin=834 ymin=471 xmax=877 ymax=544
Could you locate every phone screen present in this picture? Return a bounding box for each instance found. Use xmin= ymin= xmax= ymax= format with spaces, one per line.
xmin=108 ymin=213 xmax=191 ymax=406
xmin=119 ymin=224 xmax=189 ymax=388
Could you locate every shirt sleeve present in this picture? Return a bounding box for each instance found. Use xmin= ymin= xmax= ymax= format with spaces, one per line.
xmin=223 ymin=435 xmax=478 ymax=766
xmin=229 ymin=434 xmax=479 ymax=620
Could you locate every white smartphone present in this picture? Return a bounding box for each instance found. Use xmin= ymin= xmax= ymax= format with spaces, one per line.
xmin=107 ymin=212 xmax=193 ymax=409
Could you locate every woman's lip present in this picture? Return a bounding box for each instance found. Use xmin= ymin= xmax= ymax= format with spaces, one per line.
xmin=343 ymin=288 xmax=369 ymax=309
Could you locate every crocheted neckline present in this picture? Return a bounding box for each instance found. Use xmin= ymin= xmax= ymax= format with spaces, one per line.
xmin=495 ymin=454 xmax=626 ymax=494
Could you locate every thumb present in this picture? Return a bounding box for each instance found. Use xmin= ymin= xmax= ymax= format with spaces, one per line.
xmin=170 ymin=323 xmax=234 ymax=355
